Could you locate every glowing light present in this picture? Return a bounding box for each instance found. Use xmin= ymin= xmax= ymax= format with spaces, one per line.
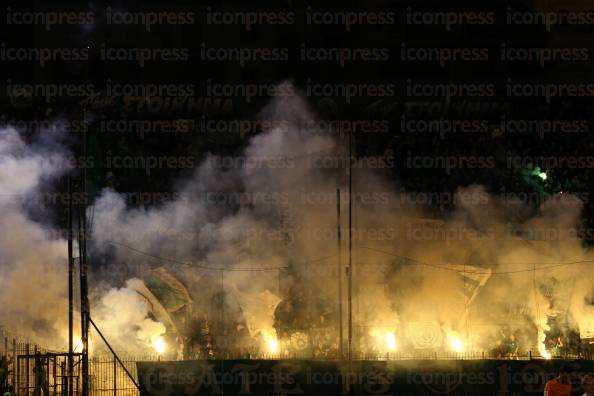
xmin=531 ymin=167 xmax=547 ymax=181
xmin=538 ymin=343 xmax=551 ymax=360
xmin=74 ymin=338 xmax=83 ymax=353
xmin=267 ymin=337 xmax=278 ymax=354
xmin=153 ymin=337 xmax=166 ymax=354
xmin=385 ymin=333 xmax=397 ymax=351
xmin=261 ymin=329 xmax=279 ymax=354
xmin=447 ymin=335 xmax=464 ymax=353
xmin=370 ymin=328 xmax=398 ymax=352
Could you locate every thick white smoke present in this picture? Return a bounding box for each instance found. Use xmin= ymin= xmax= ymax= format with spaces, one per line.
xmin=0 ymin=127 xmax=165 ymax=353
xmin=89 ymin=91 xmax=594 ymax=356
xmin=3 ymin=89 xmax=594 ymax=358
xmin=92 ymin=279 xmax=166 ymax=354
xmin=0 ymin=127 xmax=69 ymax=344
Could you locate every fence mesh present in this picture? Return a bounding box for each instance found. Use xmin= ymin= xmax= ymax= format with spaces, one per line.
xmin=0 ymin=328 xmax=160 ymax=396
xmin=2 ymin=325 xmax=593 ymax=396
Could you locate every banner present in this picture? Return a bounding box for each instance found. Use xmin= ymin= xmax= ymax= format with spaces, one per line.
xmin=138 ymin=359 xmax=594 ymax=396
xmin=230 ymin=288 xmax=281 ymax=337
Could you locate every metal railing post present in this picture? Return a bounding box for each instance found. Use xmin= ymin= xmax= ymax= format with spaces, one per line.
xmin=87 ymin=317 xmax=139 ymax=391
xmin=113 ymin=356 xmax=117 ymax=396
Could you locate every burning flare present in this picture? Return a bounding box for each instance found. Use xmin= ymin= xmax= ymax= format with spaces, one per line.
xmin=447 ymin=334 xmax=464 ymax=353
xmin=370 ymin=328 xmax=398 ymax=352
xmin=538 ymin=342 xmax=551 ymax=359
xmin=385 ymin=333 xmax=397 ymax=351
xmin=153 ymin=336 xmax=166 ymax=354
xmin=267 ymin=337 xmax=278 ymax=354
xmin=262 ymin=329 xmax=278 ymax=354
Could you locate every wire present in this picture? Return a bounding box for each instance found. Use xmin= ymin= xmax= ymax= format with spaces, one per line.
xmin=105 ymin=241 xmax=594 ymax=275
xmin=104 ymin=241 xmax=288 ymax=272
xmin=104 ymin=240 xmax=337 ymax=272
xmin=357 ymin=246 xmax=594 ymax=275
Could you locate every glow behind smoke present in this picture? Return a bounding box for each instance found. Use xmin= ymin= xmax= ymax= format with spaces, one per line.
xmin=74 ymin=338 xmax=83 ymax=353
xmin=4 ymin=90 xmax=594 ymax=356
xmin=370 ymin=328 xmax=398 ymax=352
xmin=267 ymin=337 xmax=278 ymax=354
xmin=448 ymin=334 xmax=464 ymax=353
xmin=385 ymin=333 xmax=397 ymax=351
xmin=153 ymin=337 xmax=166 ymax=354
xmin=262 ymin=329 xmax=278 ymax=354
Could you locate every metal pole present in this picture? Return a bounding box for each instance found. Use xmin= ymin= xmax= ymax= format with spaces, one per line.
xmin=60 ymin=362 xmax=65 ymax=396
xmin=347 ymin=131 xmax=353 ymax=361
xmin=336 ymin=188 xmax=343 ymax=358
xmin=113 ymin=355 xmax=117 ymax=396
xmin=34 ymin=349 xmax=39 ymax=396
xmin=12 ymin=339 xmax=16 ymax=392
xmin=52 ymin=358 xmax=56 ymax=396
xmin=68 ymin=176 xmax=73 ymax=396
xmin=25 ymin=344 xmax=29 ymax=396
xmin=221 ymin=270 xmax=225 ymax=357
xmin=79 ymin=114 xmax=90 ymax=396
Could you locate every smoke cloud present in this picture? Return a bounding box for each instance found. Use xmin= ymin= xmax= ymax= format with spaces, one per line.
xmin=0 ymin=127 xmax=69 ymax=344
xmin=89 ymin=90 xmax=594 ymax=356
xmin=2 ymin=87 xmax=594 ymax=358
xmin=0 ymin=127 xmax=165 ymax=353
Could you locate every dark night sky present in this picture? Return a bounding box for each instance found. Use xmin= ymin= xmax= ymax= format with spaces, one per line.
xmin=2 ymin=0 xmax=594 ymax=240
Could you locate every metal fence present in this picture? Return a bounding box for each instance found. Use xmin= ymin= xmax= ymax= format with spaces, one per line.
xmin=15 ymin=352 xmax=82 ymax=396
xmin=0 ymin=328 xmax=64 ymax=395
xmin=88 ymin=355 xmax=145 ymax=396
xmin=2 ymin=324 xmax=593 ymax=396
xmin=0 ymin=328 xmax=157 ymax=396
xmin=12 ymin=353 xmax=146 ymax=396
xmin=183 ymin=350 xmax=593 ymax=361
xmin=1 ymin=329 xmax=19 ymax=394
xmin=0 ymin=328 xmax=82 ymax=396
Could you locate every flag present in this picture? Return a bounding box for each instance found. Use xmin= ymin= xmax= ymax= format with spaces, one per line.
xmin=143 ymin=267 xmax=193 ymax=314
xmin=441 ymin=264 xmax=492 ymax=306
xmin=230 ymin=288 xmax=281 ymax=338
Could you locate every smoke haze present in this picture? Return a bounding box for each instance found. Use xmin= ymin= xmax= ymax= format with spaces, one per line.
xmin=1 ymin=89 xmax=594 ymax=357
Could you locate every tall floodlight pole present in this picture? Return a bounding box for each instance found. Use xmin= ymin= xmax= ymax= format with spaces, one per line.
xmin=68 ymin=176 xmax=73 ymax=396
xmin=336 ymin=188 xmax=343 ymax=358
xmin=79 ymin=111 xmax=90 ymax=396
xmin=347 ymin=131 xmax=353 ymax=361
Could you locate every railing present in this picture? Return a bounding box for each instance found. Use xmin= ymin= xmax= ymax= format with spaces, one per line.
xmin=16 ymin=352 xmax=83 ymax=396
xmin=89 ymin=355 xmax=143 ymax=396
xmin=0 ymin=327 xmax=156 ymax=396
xmin=0 ymin=327 xmax=59 ymax=395
xmin=176 ymin=350 xmax=594 ymax=361
xmin=3 ymin=323 xmax=593 ymax=396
